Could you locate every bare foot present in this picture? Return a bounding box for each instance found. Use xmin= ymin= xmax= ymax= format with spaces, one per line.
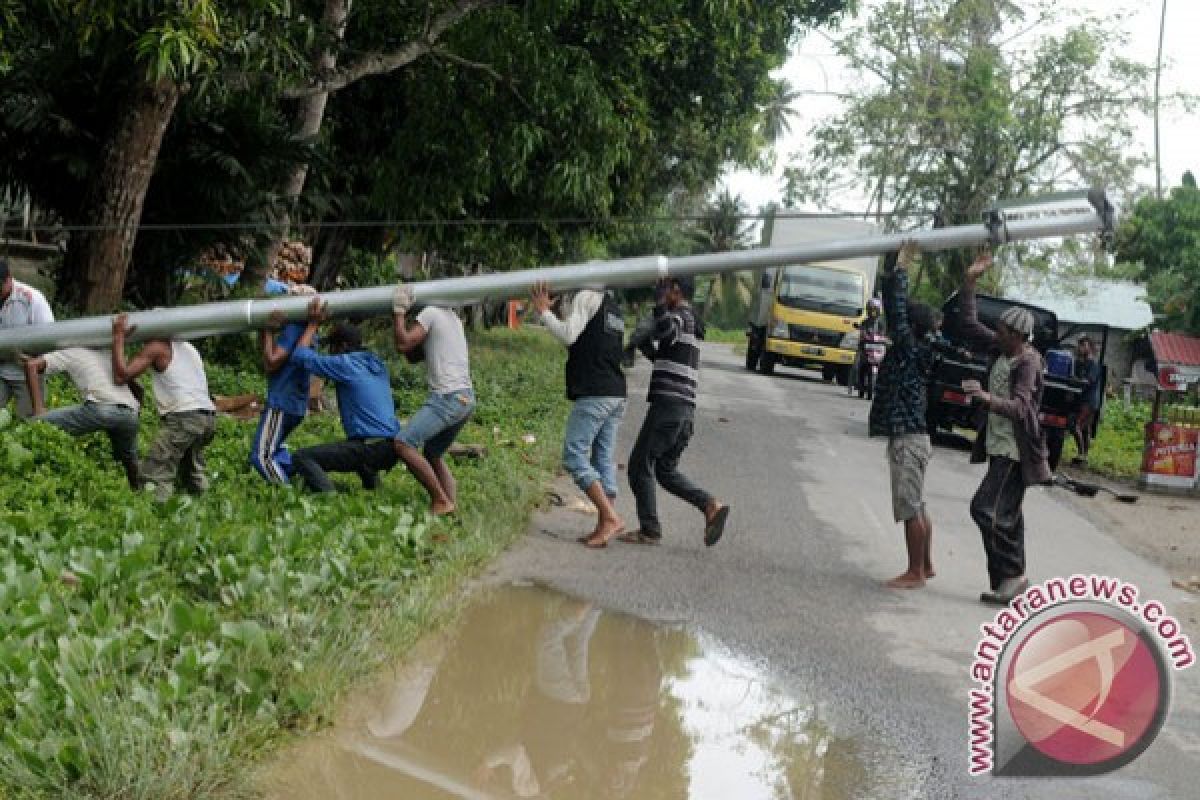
xmin=431 ymin=502 xmax=456 ymax=516
xmin=885 ymin=572 xmax=926 ymax=589
xmin=580 ymin=517 xmax=624 ymax=549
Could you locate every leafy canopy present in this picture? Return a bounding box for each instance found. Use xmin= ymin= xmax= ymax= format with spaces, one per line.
xmin=1115 ymin=173 xmax=1200 ymax=334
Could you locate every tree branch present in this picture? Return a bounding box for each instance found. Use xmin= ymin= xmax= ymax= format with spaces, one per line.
xmin=430 ymin=47 xmax=532 ymax=111
xmin=282 ymin=0 xmax=496 ymax=99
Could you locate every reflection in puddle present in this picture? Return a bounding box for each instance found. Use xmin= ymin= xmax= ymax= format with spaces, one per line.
xmin=266 ymin=584 xmax=867 ymax=798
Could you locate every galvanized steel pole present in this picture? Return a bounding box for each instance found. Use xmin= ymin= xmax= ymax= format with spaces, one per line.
xmin=0 ymin=200 xmax=1113 ymax=357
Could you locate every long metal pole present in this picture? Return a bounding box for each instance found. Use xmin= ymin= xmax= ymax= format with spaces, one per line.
xmin=0 ymin=207 xmax=1109 ymax=356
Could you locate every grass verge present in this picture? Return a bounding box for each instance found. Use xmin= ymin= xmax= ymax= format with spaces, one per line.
xmin=0 ymin=328 xmax=568 ymax=799
xmin=1060 ymin=399 xmax=1151 ymax=481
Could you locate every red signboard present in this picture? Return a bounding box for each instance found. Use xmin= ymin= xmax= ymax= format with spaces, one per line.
xmin=1157 ymin=365 xmax=1200 ymax=392
xmin=1141 ymin=423 xmax=1199 ymax=489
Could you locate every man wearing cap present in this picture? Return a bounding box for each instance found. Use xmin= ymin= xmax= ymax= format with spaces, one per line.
xmin=112 ymin=315 xmax=217 ymax=502
xmin=0 ymin=258 xmax=55 ymax=418
xmin=289 ymin=298 xmax=401 ymax=492
xmin=391 ymin=286 xmax=475 ymax=516
xmin=959 ymin=253 xmax=1052 ymax=605
xmin=22 ymin=347 xmax=142 ymax=488
xmin=621 ymin=275 xmax=729 ymax=548
xmin=249 ymin=283 xmax=317 ymax=484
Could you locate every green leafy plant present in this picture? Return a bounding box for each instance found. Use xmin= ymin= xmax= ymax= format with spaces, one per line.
xmin=0 ymin=328 xmax=569 ymax=798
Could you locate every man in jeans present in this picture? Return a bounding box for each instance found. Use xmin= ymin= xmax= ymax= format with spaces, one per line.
xmin=622 ymin=276 xmax=729 ymax=547
xmin=530 ymin=281 xmax=626 ymax=548
xmin=22 ymin=347 xmax=142 ymax=488
xmin=392 ymin=286 xmax=475 ymax=516
xmin=960 ymin=253 xmax=1052 ymax=605
xmin=111 ymin=316 xmax=216 ymax=502
xmin=1 ymin=258 xmax=55 ymax=418
xmin=289 ymin=298 xmax=401 ymax=492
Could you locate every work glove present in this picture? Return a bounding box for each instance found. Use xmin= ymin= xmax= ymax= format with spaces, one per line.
xmin=392 ymin=284 xmax=414 ymax=316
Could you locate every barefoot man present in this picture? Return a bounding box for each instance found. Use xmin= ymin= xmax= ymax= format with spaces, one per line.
xmin=868 ymin=242 xmax=938 ymax=588
xmin=530 ymin=281 xmax=627 ymax=548
xmin=391 ymin=285 xmax=476 ymax=516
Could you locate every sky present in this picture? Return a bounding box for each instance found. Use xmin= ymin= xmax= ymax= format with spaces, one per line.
xmin=723 ymin=0 xmax=1199 ymax=215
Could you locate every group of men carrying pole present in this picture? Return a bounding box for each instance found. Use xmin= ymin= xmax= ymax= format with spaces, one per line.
xmin=2 ymin=256 xmax=730 ymax=549
xmin=3 ymin=240 xmax=1073 ymax=599
xmin=0 ymin=258 xmax=475 ymax=511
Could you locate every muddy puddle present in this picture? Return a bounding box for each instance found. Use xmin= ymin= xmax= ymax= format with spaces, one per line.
xmin=265 ymin=584 xmax=871 ymax=798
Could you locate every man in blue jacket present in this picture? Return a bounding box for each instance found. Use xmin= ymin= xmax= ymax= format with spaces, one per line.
xmin=289 ymin=298 xmax=401 ymax=492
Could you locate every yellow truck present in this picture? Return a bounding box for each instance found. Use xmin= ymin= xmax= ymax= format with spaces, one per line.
xmin=744 ymin=216 xmax=879 ymax=384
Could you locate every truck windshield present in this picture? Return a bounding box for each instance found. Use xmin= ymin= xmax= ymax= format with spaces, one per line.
xmin=776 ymin=265 xmax=864 ymax=317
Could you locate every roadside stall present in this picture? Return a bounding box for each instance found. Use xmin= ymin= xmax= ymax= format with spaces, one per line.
xmin=1139 ymin=331 xmax=1200 ymax=493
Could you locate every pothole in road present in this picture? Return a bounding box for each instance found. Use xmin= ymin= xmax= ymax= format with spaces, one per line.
xmin=265 ymin=583 xmax=876 ymax=798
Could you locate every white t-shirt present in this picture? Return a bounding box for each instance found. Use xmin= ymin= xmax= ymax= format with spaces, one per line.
xmin=43 ymin=347 xmax=139 ymax=409
xmin=539 ymin=290 xmax=604 ymax=347
xmin=416 ymin=307 xmax=472 ymax=394
xmin=1 ymin=280 xmax=54 ymax=379
xmin=151 ymin=341 xmax=215 ymax=415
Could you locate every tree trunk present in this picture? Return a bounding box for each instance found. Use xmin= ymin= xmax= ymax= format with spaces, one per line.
xmin=310 ymin=223 xmax=352 ymax=290
xmin=63 ymin=79 xmax=181 ymax=312
xmin=254 ymin=0 xmax=352 ymax=287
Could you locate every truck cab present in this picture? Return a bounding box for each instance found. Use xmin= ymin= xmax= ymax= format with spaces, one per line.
xmin=745 ymin=217 xmax=878 ymax=384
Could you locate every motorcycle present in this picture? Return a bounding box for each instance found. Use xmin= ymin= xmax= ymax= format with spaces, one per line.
xmin=852 ymin=328 xmax=889 ymax=400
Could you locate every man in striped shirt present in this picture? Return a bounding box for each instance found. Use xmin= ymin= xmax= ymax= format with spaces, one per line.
xmin=622 ymin=276 xmax=729 ymax=547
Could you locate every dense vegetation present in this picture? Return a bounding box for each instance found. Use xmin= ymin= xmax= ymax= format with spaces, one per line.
xmin=0 ymin=328 xmax=569 ymax=799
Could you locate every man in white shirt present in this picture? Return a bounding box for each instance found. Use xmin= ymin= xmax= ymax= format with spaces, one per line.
xmin=112 ymin=315 xmax=216 ymax=501
xmin=530 ymin=283 xmax=627 ymax=548
xmin=22 ymin=347 xmax=142 ymax=488
xmin=392 ymin=286 xmax=476 ymax=516
xmin=1 ymin=258 xmax=55 ymax=418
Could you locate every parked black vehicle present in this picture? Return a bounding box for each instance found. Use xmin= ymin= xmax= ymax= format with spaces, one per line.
xmin=926 ymin=291 xmax=1108 ymax=470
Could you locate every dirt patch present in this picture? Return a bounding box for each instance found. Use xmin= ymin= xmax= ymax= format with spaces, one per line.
xmin=1054 ymin=466 xmax=1200 ymax=592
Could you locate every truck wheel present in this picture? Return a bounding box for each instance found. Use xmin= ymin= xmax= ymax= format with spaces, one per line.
xmin=759 ymin=353 xmax=776 ymax=376
xmin=836 ymin=366 xmax=852 ymax=387
xmin=745 ymin=342 xmax=760 ymax=371
xmin=822 ymin=365 xmax=836 ymax=383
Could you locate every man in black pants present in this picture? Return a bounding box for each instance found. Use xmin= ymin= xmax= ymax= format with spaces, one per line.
xmin=959 ymin=254 xmax=1052 ymax=605
xmin=288 ymin=299 xmax=401 ymax=492
xmin=621 ymin=276 xmax=729 ymax=547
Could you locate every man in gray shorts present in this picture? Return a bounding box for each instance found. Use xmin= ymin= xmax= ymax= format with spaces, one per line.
xmin=868 ymin=242 xmax=938 ymax=589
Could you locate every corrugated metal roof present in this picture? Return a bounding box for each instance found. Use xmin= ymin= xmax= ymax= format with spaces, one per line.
xmin=1151 ymin=331 xmax=1200 ymax=367
xmin=1002 ymin=277 xmax=1154 ymax=331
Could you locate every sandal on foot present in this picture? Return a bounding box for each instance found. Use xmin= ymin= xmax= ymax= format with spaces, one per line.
xmin=704 ymin=505 xmax=730 ymax=547
xmin=616 ymin=530 xmax=661 ymax=546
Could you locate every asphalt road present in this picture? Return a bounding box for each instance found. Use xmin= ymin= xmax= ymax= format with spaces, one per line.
xmin=489 ymin=342 xmax=1200 ymax=799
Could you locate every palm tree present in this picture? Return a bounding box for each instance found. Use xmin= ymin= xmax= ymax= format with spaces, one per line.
xmin=690 ymin=190 xmax=757 ymax=328
xmin=760 ymin=78 xmax=802 ymax=144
